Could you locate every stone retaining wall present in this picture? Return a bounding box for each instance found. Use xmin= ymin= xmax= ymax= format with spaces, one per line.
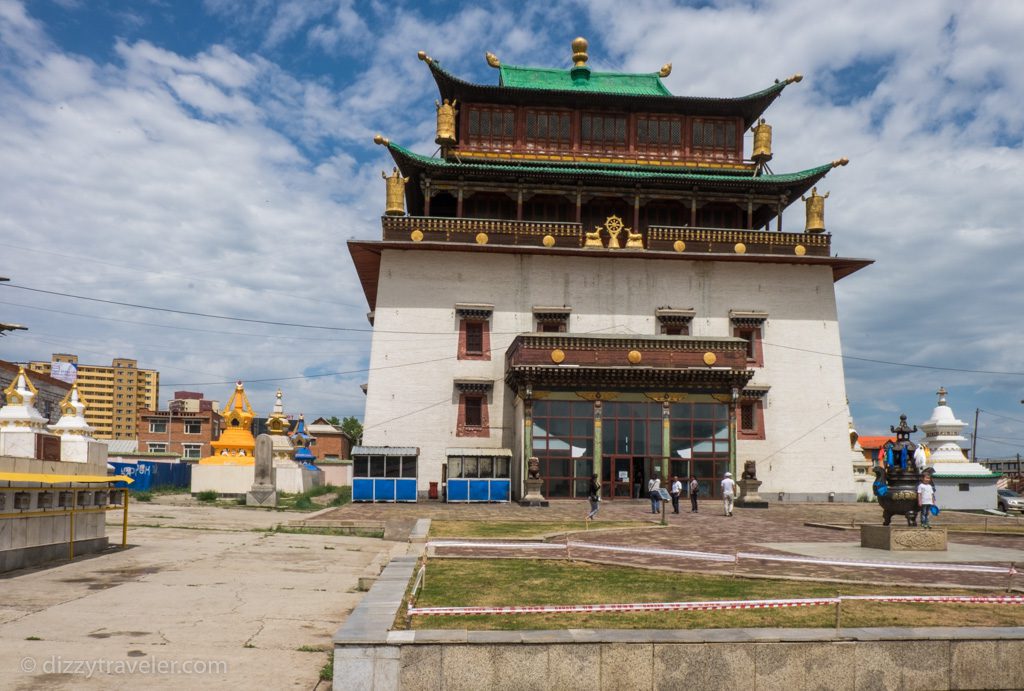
xmin=335 ymin=557 xmax=1024 ymax=690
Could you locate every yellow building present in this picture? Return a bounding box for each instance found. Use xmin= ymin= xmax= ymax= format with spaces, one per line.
xmin=199 ymin=381 xmax=257 ymax=465
xmin=27 ymin=353 xmax=159 ymax=440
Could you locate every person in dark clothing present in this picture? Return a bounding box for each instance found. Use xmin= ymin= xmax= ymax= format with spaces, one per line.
xmin=688 ymin=475 xmax=699 ymax=513
xmin=586 ymin=474 xmax=601 ymax=520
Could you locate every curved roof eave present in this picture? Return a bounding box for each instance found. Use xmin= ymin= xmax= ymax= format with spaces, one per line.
xmin=424 ymin=58 xmax=793 ymax=128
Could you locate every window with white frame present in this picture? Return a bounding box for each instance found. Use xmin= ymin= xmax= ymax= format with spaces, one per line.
xmin=182 ymin=444 xmax=203 ymax=459
xmin=184 ymin=420 xmax=202 ymax=434
xmin=149 ymin=420 xmax=167 ymax=433
xmin=147 ymin=442 xmax=168 ymax=453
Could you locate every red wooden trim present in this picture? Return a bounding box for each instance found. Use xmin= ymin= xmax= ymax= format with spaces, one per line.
xmin=456 ymin=393 xmax=490 ymax=438
xmin=732 ymin=325 xmax=764 ymax=368
xmin=457 ymin=318 xmax=491 ymax=361
xmin=737 ymin=399 xmax=765 ymax=440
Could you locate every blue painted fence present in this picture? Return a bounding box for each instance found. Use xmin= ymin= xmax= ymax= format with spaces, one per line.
xmin=352 ymin=478 xmax=417 ymax=502
xmin=446 ymin=479 xmax=511 ymax=503
xmin=111 ymin=461 xmax=191 ymax=492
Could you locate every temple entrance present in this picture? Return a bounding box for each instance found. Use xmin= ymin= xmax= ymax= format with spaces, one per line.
xmin=602 ymin=454 xmax=645 ymax=498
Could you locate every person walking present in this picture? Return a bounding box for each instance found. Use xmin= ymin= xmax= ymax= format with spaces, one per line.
xmin=670 ymin=476 xmax=682 ymax=514
xmin=917 ymin=472 xmax=936 ymax=529
xmin=721 ymin=471 xmax=736 ymax=517
xmin=688 ymin=475 xmax=699 ymax=513
xmin=648 ymin=475 xmax=662 ymax=514
xmin=586 ymin=474 xmax=601 ymax=521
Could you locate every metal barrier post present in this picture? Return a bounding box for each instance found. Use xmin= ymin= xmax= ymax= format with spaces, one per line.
xmin=121 ymin=488 xmax=129 ymax=548
xmin=69 ymin=489 xmax=77 ymax=560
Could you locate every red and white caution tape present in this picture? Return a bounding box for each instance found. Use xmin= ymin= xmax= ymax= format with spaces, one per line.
xmin=408 ymin=594 xmax=1024 ymax=617
xmin=737 ymin=552 xmax=1012 ymax=574
xmin=427 ymin=541 xmax=1016 ymax=575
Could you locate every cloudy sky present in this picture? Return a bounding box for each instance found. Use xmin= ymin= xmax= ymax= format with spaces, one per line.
xmin=1 ymin=0 xmax=1023 ymax=458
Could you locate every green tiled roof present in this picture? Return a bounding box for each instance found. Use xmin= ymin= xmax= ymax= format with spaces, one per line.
xmin=387 ymin=142 xmax=835 ymax=185
xmin=498 ymin=65 xmax=672 ymax=96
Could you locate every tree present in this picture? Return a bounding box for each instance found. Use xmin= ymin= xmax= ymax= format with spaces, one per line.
xmin=327 ymin=416 xmax=341 ymax=426
xmin=340 ymin=416 xmax=363 ymax=444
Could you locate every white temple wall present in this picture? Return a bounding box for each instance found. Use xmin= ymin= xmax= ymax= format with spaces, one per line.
xmin=362 ymin=249 xmax=857 ymax=499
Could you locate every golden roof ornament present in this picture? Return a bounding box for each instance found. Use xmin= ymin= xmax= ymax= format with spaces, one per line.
xmin=59 ymin=383 xmax=88 ymax=417
xmin=266 ymin=388 xmax=290 ymax=435
xmin=382 ymin=167 xmax=409 ymax=216
xmin=221 ymin=381 xmax=255 ymax=429
xmin=434 ymin=98 xmax=458 ymax=146
xmin=831 ymin=157 xmax=850 ymax=168
xmin=3 ymin=366 xmax=38 ymax=405
xmin=485 ymin=52 xmax=500 ymax=68
xmin=417 ymin=50 xmax=432 ymax=64
xmin=571 ymin=37 xmax=589 ymax=67
xmin=751 ymin=118 xmax=773 ymax=163
xmin=802 ymin=186 xmax=830 ymax=233
xmin=372 ymin=134 xmax=389 ymax=146
xmin=658 ymin=63 xmax=672 ymax=78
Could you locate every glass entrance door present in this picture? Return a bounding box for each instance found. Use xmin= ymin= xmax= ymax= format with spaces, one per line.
xmin=603 ymin=455 xmax=635 ymax=498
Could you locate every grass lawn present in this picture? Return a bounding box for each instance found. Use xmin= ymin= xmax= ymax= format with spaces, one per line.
xmin=276 ymin=485 xmax=352 ymax=511
xmin=428 ymin=520 xmax=656 ymax=539
xmin=402 ymin=559 xmax=1023 ymax=630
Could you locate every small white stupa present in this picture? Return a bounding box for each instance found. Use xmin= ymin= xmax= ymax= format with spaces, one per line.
xmin=0 ymin=366 xmax=53 ymax=458
xmin=265 ymin=389 xmax=295 ymax=463
xmin=918 ymin=387 xmax=998 ymax=510
xmin=49 ymin=384 xmax=104 ymax=464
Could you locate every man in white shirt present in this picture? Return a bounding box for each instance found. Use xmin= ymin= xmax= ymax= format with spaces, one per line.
xmin=670 ymin=476 xmax=683 ymax=514
xmin=917 ymin=473 xmax=936 ymax=528
xmin=648 ymin=475 xmax=661 ymax=514
xmin=721 ymin=472 xmax=736 ymax=517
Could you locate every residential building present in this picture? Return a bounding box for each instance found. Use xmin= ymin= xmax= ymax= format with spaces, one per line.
xmin=27 ymin=354 xmax=159 ymax=440
xmin=307 ymin=417 xmax=353 ymax=460
xmin=350 ymin=39 xmax=871 ymax=501
xmin=137 ymin=391 xmax=222 ymax=460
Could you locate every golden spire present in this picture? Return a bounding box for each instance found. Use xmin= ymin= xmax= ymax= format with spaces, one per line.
xmin=571 ymin=37 xmax=589 ymax=67
xmin=59 ymin=383 xmax=88 ymax=417
xmin=485 ymin=52 xmax=500 ymax=68
xmin=221 ymin=380 xmax=255 ymax=429
xmin=3 ymin=366 xmax=38 ymax=405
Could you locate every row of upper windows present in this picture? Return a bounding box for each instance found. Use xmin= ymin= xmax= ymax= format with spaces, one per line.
xmin=455 ymin=313 xmax=765 ymax=365
xmin=462 ymin=106 xmax=740 ymax=157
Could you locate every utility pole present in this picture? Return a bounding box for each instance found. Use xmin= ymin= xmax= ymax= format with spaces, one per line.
xmin=971 ymin=407 xmax=979 ymax=461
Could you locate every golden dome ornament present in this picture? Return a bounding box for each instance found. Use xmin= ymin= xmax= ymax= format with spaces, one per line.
xmin=794 ymin=244 xmax=806 ymax=256
xmin=627 ymin=350 xmax=642 ymax=364
xmin=542 ymin=234 xmax=556 ymax=247
xmin=673 ymin=240 xmax=686 ymax=252
xmin=410 ymin=229 xmax=424 ymax=242
xmin=550 ymin=349 xmax=566 ymax=364
xmin=476 ymin=232 xmax=488 ymax=245
xmin=703 ymin=352 xmax=717 ymax=366
xmin=734 ymin=243 xmax=746 ymax=254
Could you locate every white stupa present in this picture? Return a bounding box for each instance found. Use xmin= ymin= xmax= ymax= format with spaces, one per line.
xmin=918 ymin=387 xmax=998 ymax=510
xmin=265 ymin=389 xmax=295 ymax=463
xmin=0 ymin=366 xmax=52 ymax=458
xmin=49 ymin=384 xmax=104 ymax=463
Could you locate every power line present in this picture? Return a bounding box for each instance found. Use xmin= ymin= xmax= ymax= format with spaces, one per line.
xmin=763 ymin=340 xmax=1024 ymax=377
xmin=979 ymin=409 xmax=1024 ymax=426
xmin=975 ymin=436 xmax=1023 ymax=449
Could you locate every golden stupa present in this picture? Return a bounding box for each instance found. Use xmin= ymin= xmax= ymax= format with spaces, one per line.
xmin=199 ymin=381 xmax=257 ymax=465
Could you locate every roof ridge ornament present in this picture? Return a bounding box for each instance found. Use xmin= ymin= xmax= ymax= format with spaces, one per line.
xmin=831 ymin=157 xmax=849 ymax=167
xmin=417 ymin=50 xmax=433 ymax=65
xmin=571 ymin=37 xmax=589 ymax=67
xmin=659 ymin=63 xmax=672 ymax=78
xmin=785 ymin=73 xmax=803 ymax=84
xmin=485 ymin=52 xmax=500 ymax=69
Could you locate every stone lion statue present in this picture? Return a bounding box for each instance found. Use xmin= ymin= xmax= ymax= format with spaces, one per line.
xmin=741 ymin=460 xmax=757 ymax=480
xmin=527 ymin=456 xmax=541 ymax=479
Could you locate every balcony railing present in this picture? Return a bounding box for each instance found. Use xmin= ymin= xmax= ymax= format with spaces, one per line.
xmin=381 ymin=216 xmax=831 ymax=257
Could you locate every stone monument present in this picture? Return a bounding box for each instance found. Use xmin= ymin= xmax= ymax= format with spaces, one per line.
xmin=246 ymin=434 xmax=277 ymax=507
xmin=519 ymin=456 xmax=548 ymax=507
xmin=734 ymin=460 xmax=768 ymax=508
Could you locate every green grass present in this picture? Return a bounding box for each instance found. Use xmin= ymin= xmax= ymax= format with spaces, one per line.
xmin=133 ymin=492 xmax=153 ymax=502
xmin=275 ymin=485 xmax=351 ymax=512
xmin=319 ymin=658 xmax=333 ymax=681
xmin=404 ymin=558 xmax=1023 ymax=631
xmin=428 ymin=520 xmax=655 ymax=539
xmin=271 ymin=525 xmax=384 ymax=538
xmin=196 ymin=490 xmax=219 ymax=502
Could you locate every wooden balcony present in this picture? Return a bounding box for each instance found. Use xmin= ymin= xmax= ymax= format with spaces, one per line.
xmin=381 ymin=216 xmax=831 ymax=257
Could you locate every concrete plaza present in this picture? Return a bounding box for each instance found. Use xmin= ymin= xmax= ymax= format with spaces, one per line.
xmin=0 ymin=501 xmax=406 ymax=690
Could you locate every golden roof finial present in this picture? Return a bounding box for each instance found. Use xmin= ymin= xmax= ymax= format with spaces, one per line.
xmin=571 ymin=37 xmax=589 ymax=67
xmin=373 ymin=134 xmax=389 ymax=146
xmin=832 ymin=157 xmax=850 ymax=167
xmin=659 ymin=63 xmax=672 ymax=78
xmin=3 ymin=366 xmax=38 ymax=405
xmin=485 ymin=52 xmax=500 ymax=69
xmin=786 ymin=73 xmax=803 ymax=84
xmin=417 ymin=50 xmax=432 ymax=64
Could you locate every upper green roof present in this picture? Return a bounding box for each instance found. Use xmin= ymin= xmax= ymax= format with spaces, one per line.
xmin=498 ymin=65 xmax=672 ymax=96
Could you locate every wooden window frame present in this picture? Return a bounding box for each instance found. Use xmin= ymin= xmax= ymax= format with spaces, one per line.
xmin=524 ymin=109 xmax=572 ymax=150
xmin=464 ymin=105 xmax=516 ymax=149
xmin=580 ymin=113 xmax=628 ymax=152
xmin=690 ymin=117 xmax=740 ymax=159
xmin=737 ymin=399 xmax=765 ymax=440
xmin=457 ymin=393 xmax=490 ymax=438
xmin=636 ymin=115 xmax=683 ymax=157
xmin=458 ymin=318 xmax=491 ymax=361
xmin=731 ymin=321 xmax=765 ymax=367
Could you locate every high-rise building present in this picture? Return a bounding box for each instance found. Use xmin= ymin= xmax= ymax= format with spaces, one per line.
xmin=348 ymin=38 xmax=872 ymax=501
xmin=27 ymin=354 xmax=159 ymax=439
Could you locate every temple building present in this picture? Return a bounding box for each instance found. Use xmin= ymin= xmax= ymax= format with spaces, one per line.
xmin=349 ymin=38 xmax=872 ymax=501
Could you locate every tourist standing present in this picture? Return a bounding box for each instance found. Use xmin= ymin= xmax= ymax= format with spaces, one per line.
xmin=688 ymin=475 xmax=699 ymax=513
xmin=648 ymin=475 xmax=662 ymax=514
xmin=670 ymin=476 xmax=682 ymax=514
xmin=586 ymin=474 xmax=601 ymax=521
xmin=917 ymin=472 xmax=936 ymax=529
xmin=721 ymin=471 xmax=736 ymax=517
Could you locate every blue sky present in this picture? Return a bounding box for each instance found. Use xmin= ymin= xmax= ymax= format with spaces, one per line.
xmin=2 ymin=0 xmax=1024 ymax=458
